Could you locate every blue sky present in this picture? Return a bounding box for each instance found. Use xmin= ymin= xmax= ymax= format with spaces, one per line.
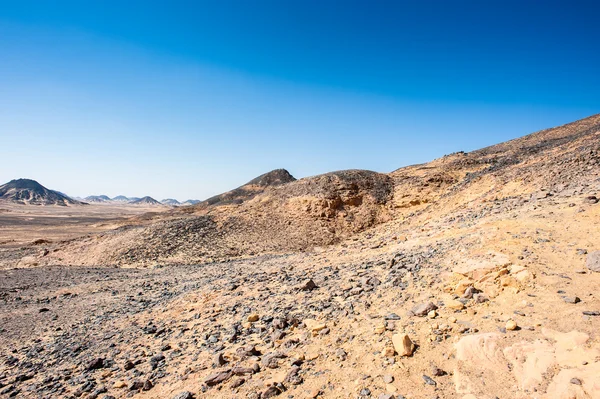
xmin=1 ymin=1 xmax=598 ymax=201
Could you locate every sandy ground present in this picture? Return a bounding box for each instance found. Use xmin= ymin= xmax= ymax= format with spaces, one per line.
xmin=0 ymin=202 xmax=167 ymax=246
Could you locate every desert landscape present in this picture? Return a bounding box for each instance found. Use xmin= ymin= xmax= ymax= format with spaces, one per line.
xmin=1 ymin=114 xmax=599 ymax=399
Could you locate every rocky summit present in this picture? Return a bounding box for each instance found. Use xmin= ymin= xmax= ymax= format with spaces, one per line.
xmin=1 ymin=114 xmax=600 ymax=399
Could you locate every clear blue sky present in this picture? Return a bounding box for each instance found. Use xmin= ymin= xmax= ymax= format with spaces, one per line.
xmin=1 ymin=1 xmax=598 ymax=201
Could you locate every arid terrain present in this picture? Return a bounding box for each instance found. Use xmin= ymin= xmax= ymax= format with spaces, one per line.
xmin=1 ymin=114 xmax=600 ymax=399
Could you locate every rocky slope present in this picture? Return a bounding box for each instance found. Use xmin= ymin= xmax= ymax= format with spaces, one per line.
xmin=0 ymin=179 xmax=82 ymax=206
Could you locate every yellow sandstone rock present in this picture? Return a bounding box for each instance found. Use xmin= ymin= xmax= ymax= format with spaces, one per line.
xmin=392 ymin=333 xmax=415 ymax=357
xmin=446 ymin=299 xmax=465 ymax=310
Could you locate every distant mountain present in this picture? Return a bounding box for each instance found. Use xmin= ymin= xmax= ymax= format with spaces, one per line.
xmin=128 ymin=197 xmax=141 ymax=202
xmin=0 ymin=179 xmax=83 ymax=206
xmin=181 ymin=199 xmax=200 ymax=206
xmin=84 ymin=195 xmax=111 ymax=203
xmin=112 ymin=195 xmax=130 ymax=202
xmin=161 ymin=198 xmax=180 ymax=206
xmin=130 ymin=196 xmax=162 ymax=206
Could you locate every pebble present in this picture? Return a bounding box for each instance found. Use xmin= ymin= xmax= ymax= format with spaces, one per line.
xmin=422 ymin=375 xmax=437 ymax=386
xmin=506 ymin=320 xmax=518 ymax=331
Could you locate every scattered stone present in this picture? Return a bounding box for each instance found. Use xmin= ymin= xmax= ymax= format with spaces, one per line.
xmin=506 ymin=320 xmax=518 ymax=331
xmin=582 ymin=311 xmax=600 ymax=316
xmin=300 ymin=279 xmax=318 ymax=291
xmin=385 ymin=313 xmax=401 ymax=320
xmin=563 ymin=296 xmax=581 ymax=304
xmin=231 ymin=378 xmax=245 ymax=388
xmin=411 ymin=302 xmax=438 ymax=317
xmin=382 ymin=374 xmax=394 ymax=383
xmin=445 ymin=299 xmax=465 ymax=310
xmin=204 ymin=370 xmax=232 ymax=386
xmin=262 ymin=384 xmax=284 ymax=398
xmin=422 ymin=375 xmax=437 ymax=386
xmin=247 ymin=314 xmax=259 ymax=322
xmin=123 ymin=360 xmax=135 ymax=370
xmin=304 ymin=319 xmax=327 ymax=333
xmin=586 ymin=251 xmax=600 ymax=272
xmin=214 ymin=353 xmax=228 ymax=367
xmin=172 ymin=392 xmax=194 ymax=399
xmin=142 ymin=379 xmax=153 ymax=391
xmin=86 ymin=358 xmax=105 ymax=371
xmin=392 ymin=333 xmax=415 ymax=356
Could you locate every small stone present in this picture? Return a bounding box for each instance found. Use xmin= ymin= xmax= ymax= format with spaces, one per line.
xmin=382 ymin=375 xmax=394 ymax=383
xmin=304 ymin=319 xmax=327 ymax=333
xmin=247 ymin=314 xmax=259 ymax=322
xmin=123 ymin=360 xmax=135 ymax=370
xmin=563 ymin=296 xmax=581 ymax=304
xmin=411 ymin=302 xmax=438 ymax=317
xmin=378 ymin=394 xmax=395 ymax=399
xmin=473 ymin=293 xmax=489 ymax=303
xmin=142 ymin=379 xmax=153 ymax=391
xmin=204 ymin=370 xmax=232 ymax=386
xmin=431 ymin=365 xmax=445 ymax=376
xmin=213 ymin=353 xmax=228 ymax=367
xmin=422 ymin=375 xmax=437 ymax=386
xmin=506 ymin=320 xmax=518 ymax=331
xmin=113 ymin=381 xmax=126 ymax=389
xmin=359 ymin=387 xmax=371 ymax=396
xmin=570 ymin=378 xmax=582 ymax=385
xmin=262 ymin=385 xmax=283 ymax=398
xmin=300 ymin=279 xmax=318 ymax=291
xmin=231 ymin=378 xmax=245 ymax=388
xmin=427 ymin=310 xmax=437 ymax=319
xmin=385 ymin=313 xmax=401 ymax=320
xmin=86 ymin=358 xmax=105 ymax=371
xmin=445 ymin=299 xmax=465 ymax=310
xmin=586 ymin=251 xmax=600 ymax=272
xmin=392 ymin=333 xmax=415 ymax=357
xmin=172 ymin=392 xmax=194 ymax=399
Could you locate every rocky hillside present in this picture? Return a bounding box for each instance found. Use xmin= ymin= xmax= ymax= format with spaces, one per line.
xmin=37 ymin=114 xmax=600 ymax=267
xmin=201 ymin=168 xmax=297 ymax=207
xmin=51 ymin=169 xmax=393 ymax=266
xmin=0 ymin=179 xmax=82 ymax=206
